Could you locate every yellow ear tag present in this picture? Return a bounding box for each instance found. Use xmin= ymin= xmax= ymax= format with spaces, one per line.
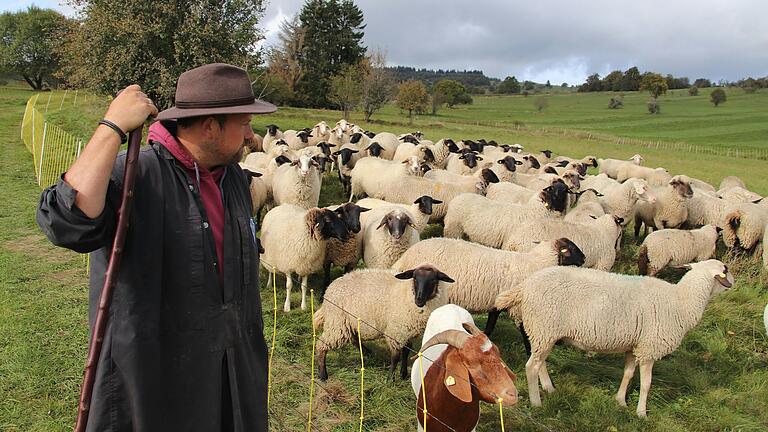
xmin=434 ymin=183 xmax=442 ymax=193
xmin=560 ymin=248 xmax=568 ymax=253
xmin=718 ymin=273 xmax=726 ymax=278
xmin=445 ymin=376 xmax=456 ymax=386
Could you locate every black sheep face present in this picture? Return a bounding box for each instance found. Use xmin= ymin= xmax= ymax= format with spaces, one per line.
xmin=480 ymin=168 xmax=499 ymax=184
xmin=413 ymin=195 xmax=442 ymax=215
xmin=349 ymin=132 xmax=363 ymax=144
xmin=334 ymin=203 xmax=370 ymax=234
xmin=332 ymin=148 xmax=359 ymax=166
xmin=445 ymin=140 xmax=460 ymax=153
xmin=541 ymin=150 xmax=553 ymax=159
xmin=274 ymin=155 xmax=291 ymax=166
xmin=540 ymin=181 xmax=569 ymax=213
xmin=316 ymin=142 xmax=336 ymax=156
xmin=366 ymin=142 xmax=384 ymax=157
xmin=526 ymin=155 xmax=541 ymax=169
xmin=318 ymin=209 xmax=350 ymax=241
xmin=297 ymin=131 xmax=312 ymax=143
xmin=395 ymin=265 xmax=455 ymax=308
xmin=364 ymin=131 xmax=376 ymax=138
xmin=459 ymin=152 xmax=482 ymax=169
xmin=498 ymin=156 xmax=521 ymax=172
xmin=422 ymin=147 xmax=435 ymax=163
xmin=670 ymin=177 xmax=694 ymax=198
xmin=266 ymin=124 xmax=279 ymax=136
xmin=554 ymin=238 xmax=586 ymax=267
xmin=312 ymin=154 xmax=328 ymax=172
xmin=376 ymin=211 xmax=415 ymax=240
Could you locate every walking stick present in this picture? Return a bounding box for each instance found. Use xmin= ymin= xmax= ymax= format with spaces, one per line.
xmin=74 ymin=124 xmax=144 ymax=432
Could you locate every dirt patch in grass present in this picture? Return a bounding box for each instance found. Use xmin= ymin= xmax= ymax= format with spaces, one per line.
xmin=2 ymin=229 xmax=78 ymax=265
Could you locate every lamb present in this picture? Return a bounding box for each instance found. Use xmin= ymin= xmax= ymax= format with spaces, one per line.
xmin=502 ymin=214 xmax=624 ymax=271
xmin=410 ymin=305 xmax=518 ymax=432
xmin=271 ymin=153 xmax=321 ymax=209
xmin=598 ymin=154 xmax=643 ymax=179
xmin=720 ymin=176 xmax=746 ymax=191
xmin=360 ymin=207 xmax=420 ymax=268
xmin=616 ymin=165 xmax=672 ymax=187
xmin=494 ymin=260 xmax=735 ymax=417
xmin=443 ymin=182 xmax=571 ymax=248
xmin=355 ymin=195 xmax=441 ymax=233
xmin=260 ymin=205 xmax=349 ymax=312
xmin=349 ymin=156 xmax=421 ymax=201
xmin=314 ymin=264 xmax=455 ymax=380
xmin=634 ymin=175 xmax=694 ymax=236
xmin=598 ymin=178 xmax=657 ymax=226
xmin=393 ymin=237 xmax=585 ymax=335
xmin=638 ymin=225 xmax=719 ymax=276
xmin=262 ymin=124 xmax=283 ymax=153
xmin=446 ymin=152 xmax=484 ymax=175
xmin=322 ymin=203 xmax=370 ymax=289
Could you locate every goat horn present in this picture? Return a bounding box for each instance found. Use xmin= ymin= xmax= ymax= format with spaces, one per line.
xmin=418 ymin=330 xmax=471 ymax=355
xmin=461 ymin=322 xmax=483 ymax=336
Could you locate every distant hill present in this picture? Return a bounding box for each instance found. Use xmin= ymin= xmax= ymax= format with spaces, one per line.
xmin=386 ymin=66 xmax=498 ymax=94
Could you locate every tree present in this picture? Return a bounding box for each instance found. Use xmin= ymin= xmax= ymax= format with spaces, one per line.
xmin=693 ymin=78 xmax=712 ymax=88
xmin=545 ymin=80 xmax=551 ymax=88
xmin=578 ymin=73 xmax=602 ymax=92
xmin=534 ymin=96 xmax=549 ymax=112
xmin=496 ymin=75 xmax=520 ymax=94
xmin=359 ymin=49 xmax=394 ymax=121
xmin=688 ymin=85 xmax=699 ymax=96
xmin=61 ymin=0 xmax=266 ymax=108
xmin=328 ymin=63 xmax=363 ymax=120
xmin=620 ymin=67 xmax=641 ymax=91
xmin=396 ymin=79 xmax=429 ymax=124
xmin=0 ymin=7 xmax=70 ymax=90
xmin=603 ymin=70 xmax=624 ymax=92
xmin=522 ymin=80 xmax=536 ymax=91
xmin=640 ymin=72 xmax=668 ymax=99
xmin=710 ymin=88 xmax=726 ymax=107
xmin=265 ymin=14 xmax=306 ymax=103
xmin=431 ymin=79 xmax=470 ymax=114
xmin=297 ymin=0 xmax=366 ymax=108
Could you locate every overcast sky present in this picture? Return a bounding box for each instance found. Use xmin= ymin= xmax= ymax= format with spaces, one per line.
xmin=5 ymin=0 xmax=767 ymax=84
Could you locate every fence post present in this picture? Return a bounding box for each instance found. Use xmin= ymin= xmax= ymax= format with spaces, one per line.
xmin=45 ymin=91 xmax=53 ymax=114
xmin=73 ymin=90 xmax=78 ymax=107
xmin=39 ymin=122 xmax=48 ymax=186
xmin=59 ymin=89 xmax=68 ymax=111
xmin=76 ymin=140 xmax=83 ymax=158
xmin=31 ymin=108 xmax=37 ymax=177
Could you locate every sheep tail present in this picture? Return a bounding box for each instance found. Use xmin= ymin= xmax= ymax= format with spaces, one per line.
xmin=638 ymin=244 xmax=649 ymax=276
xmin=494 ymin=288 xmax=523 ymax=318
xmin=313 ymin=306 xmax=325 ymax=330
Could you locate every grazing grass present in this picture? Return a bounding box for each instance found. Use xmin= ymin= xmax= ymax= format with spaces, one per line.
xmin=2 ymin=86 xmax=767 ymax=431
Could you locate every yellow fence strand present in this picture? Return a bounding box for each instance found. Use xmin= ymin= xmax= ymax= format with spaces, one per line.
xmin=498 ymin=398 xmax=505 ymax=432
xmin=307 ymin=288 xmax=316 ymax=432
xmin=267 ymin=268 xmax=278 ymax=409
xmin=418 ymin=352 xmax=427 ymax=431
xmin=357 ymin=318 xmax=365 ymax=432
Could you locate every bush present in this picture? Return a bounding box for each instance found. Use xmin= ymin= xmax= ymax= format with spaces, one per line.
xmin=647 ymin=100 xmax=661 ymax=114
xmin=534 ymin=96 xmax=549 ymax=112
xmin=608 ymin=96 xmax=624 ymax=109
xmin=710 ymin=88 xmax=727 ymax=107
xmin=743 ymin=86 xmax=757 ymax=94
xmin=688 ymin=86 xmax=699 ymax=96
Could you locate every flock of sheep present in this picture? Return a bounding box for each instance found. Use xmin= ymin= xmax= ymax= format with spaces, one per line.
xmin=239 ymin=119 xmax=768 ymax=429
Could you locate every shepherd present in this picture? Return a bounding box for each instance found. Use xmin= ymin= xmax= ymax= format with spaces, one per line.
xmin=36 ymin=63 xmax=276 ymax=431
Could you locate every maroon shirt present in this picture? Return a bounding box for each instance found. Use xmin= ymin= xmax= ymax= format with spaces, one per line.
xmin=148 ymin=121 xmax=225 ymax=276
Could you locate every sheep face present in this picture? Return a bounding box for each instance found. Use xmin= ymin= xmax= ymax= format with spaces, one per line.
xmin=394 ymin=264 xmax=454 ymax=308
xmin=632 ymin=180 xmax=657 ymax=204
xmin=311 ymin=154 xmax=328 ymax=172
xmin=349 ymin=132 xmax=363 ymax=144
xmin=414 ymin=195 xmax=442 ymax=216
xmin=364 ymin=131 xmax=376 ymax=139
xmin=366 ymin=142 xmax=384 ymax=157
xmin=421 ymin=147 xmax=436 ymax=163
xmin=313 ymin=121 xmax=328 ymax=137
xmin=459 ymin=152 xmax=482 ymax=169
xmin=315 ymin=209 xmax=349 ymax=241
xmin=541 ymin=149 xmax=552 ymax=158
xmin=332 ymin=148 xmax=359 ymax=166
xmin=297 ymin=130 xmax=312 ymax=143
xmin=540 ymin=181 xmax=570 ymax=213
xmin=524 ymin=155 xmax=541 ymax=169
xmin=479 ymin=168 xmax=500 ymax=186
xmin=291 ymin=154 xmax=318 ymax=177
xmin=669 ymin=176 xmax=694 ymax=198
xmin=687 ymin=260 xmax=735 ymax=294
xmin=266 ymin=124 xmax=280 ymax=136
xmin=554 ymin=238 xmax=586 ymax=267
xmin=274 ymin=155 xmax=291 ymax=166
xmin=419 ymin=163 xmax=432 ymax=176
xmin=630 ymin=154 xmax=643 ymax=165
xmin=333 ymin=203 xmax=370 ymax=234
xmin=497 ymin=156 xmax=522 ymax=172
xmin=561 ymin=170 xmax=581 ymax=190
xmin=376 ymin=210 xmax=415 ymax=240
xmin=569 ymin=162 xmax=588 ymax=176
xmin=316 ymin=141 xmax=336 ymax=156
xmin=585 ymin=156 xmax=598 ymax=168
xmin=401 ymin=156 xmax=421 ymax=176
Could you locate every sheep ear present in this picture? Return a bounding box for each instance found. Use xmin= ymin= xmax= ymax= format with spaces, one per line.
xmin=437 ymin=271 xmax=455 ymax=283
xmin=589 ymin=215 xmax=597 ymax=219
xmin=358 ymin=207 xmax=371 ymax=213
xmin=394 ymin=270 xmax=414 ymax=280
xmin=401 ymin=159 xmax=410 ymax=164
xmin=673 ymin=264 xmax=693 ymax=270
xmin=444 ymin=351 xmax=472 ymax=403
xmin=376 ymin=215 xmax=389 ymax=230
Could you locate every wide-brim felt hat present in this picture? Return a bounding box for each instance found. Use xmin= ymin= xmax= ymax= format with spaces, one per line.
xmin=155 ymin=63 xmax=276 ymax=120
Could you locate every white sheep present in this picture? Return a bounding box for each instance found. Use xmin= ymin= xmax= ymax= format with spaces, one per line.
xmin=634 ymin=175 xmax=693 ymax=236
xmin=349 ymin=131 xmax=400 ymax=160
xmin=240 ymin=168 xmax=268 ymax=216
xmin=271 ymin=153 xmax=321 ymax=209
xmin=494 ymin=260 xmax=735 ymax=417
xmin=307 ymin=121 xmax=330 ymax=147
xmin=717 ymin=186 xmax=763 ymax=204
xmin=393 ymin=237 xmax=586 ymax=335
xmin=446 ymin=152 xmax=485 ymax=175
xmin=443 ymin=182 xmax=571 ymax=248
xmin=564 ymin=189 xmax=606 ymax=223
xmin=616 ymin=165 xmax=672 ymax=187
xmin=355 ymin=195 xmax=440 ymax=233
xmin=349 ymin=156 xmax=420 ymax=201
xmin=598 ymin=178 xmax=657 ymax=226
xmin=261 ymin=205 xmax=349 ymax=312
xmin=360 ymin=207 xmax=420 ymax=268
xmin=719 ymin=176 xmax=746 ymax=191
xmin=314 ymin=264 xmax=455 ymax=380
xmin=638 ymin=225 xmax=719 ymax=276
xmin=261 ymin=124 xmax=283 ymax=153
xmin=598 ymin=154 xmax=643 ymax=179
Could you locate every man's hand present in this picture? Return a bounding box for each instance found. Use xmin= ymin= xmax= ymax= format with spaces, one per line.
xmin=103 ymin=85 xmax=159 ymax=134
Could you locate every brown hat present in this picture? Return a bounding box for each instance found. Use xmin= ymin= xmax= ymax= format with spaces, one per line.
xmin=155 ymin=63 xmax=276 ymax=120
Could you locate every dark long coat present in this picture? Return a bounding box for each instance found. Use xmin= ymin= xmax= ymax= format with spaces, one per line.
xmin=36 ymin=141 xmax=268 ymax=431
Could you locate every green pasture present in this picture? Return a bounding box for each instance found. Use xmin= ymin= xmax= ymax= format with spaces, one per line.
xmin=1 ymin=85 xmax=767 ymax=431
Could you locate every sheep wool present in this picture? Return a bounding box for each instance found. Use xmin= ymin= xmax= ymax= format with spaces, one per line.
xmin=271 ymin=154 xmax=321 ymax=209
xmin=360 ymin=207 xmax=420 ymax=268
xmin=638 ymin=225 xmax=719 ymax=276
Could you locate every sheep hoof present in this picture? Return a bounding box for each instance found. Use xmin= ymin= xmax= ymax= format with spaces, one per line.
xmin=636 ymin=409 xmax=647 ymax=418
xmin=542 ymin=384 xmax=555 ymax=394
xmin=283 ymin=303 xmax=291 ymax=313
xmin=300 ymin=302 xmax=307 ymax=311
xmin=615 ymin=396 xmax=627 ymax=407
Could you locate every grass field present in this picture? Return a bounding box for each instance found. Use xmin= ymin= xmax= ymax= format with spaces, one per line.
xmin=2 ymin=85 xmax=768 ymax=431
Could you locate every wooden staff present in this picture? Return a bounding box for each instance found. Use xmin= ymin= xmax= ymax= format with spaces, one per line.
xmin=74 ymin=125 xmax=143 ymax=432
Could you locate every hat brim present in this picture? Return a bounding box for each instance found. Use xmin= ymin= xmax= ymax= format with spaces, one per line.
xmin=155 ymin=99 xmax=277 ymax=121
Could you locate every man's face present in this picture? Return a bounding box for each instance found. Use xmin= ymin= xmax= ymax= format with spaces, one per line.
xmin=208 ymin=113 xmax=254 ymax=166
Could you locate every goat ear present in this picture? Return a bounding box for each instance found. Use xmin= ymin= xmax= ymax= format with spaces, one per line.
xmin=444 ymin=351 xmax=472 ymax=403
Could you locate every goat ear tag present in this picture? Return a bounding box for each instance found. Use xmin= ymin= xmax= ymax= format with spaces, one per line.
xmin=445 ymin=375 xmax=456 ymax=386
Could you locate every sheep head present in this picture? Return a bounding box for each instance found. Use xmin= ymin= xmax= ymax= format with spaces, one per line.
xmin=553 ymin=238 xmax=586 ymax=267
xmin=291 ymin=154 xmax=318 ymax=176
xmin=630 ymin=154 xmax=644 ymax=165
xmin=366 ymin=142 xmax=384 ymax=157
xmin=669 ymin=175 xmax=694 ymax=198
xmin=307 ymin=208 xmax=349 ymax=241
xmin=333 ymin=203 xmax=370 ymax=234
xmin=497 ymin=156 xmax=522 ymax=172
xmin=540 ymin=181 xmax=569 ymax=214
xmin=376 ymin=209 xmax=415 ymax=240
xmin=266 ymin=124 xmax=280 ymax=136
xmin=458 ymin=152 xmax=482 ymax=169
xmin=413 ymin=195 xmax=442 ymax=216
xmin=394 ymin=264 xmax=454 ymax=308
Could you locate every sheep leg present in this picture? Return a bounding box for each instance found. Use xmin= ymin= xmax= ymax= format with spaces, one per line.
xmin=636 ymin=360 xmax=654 ymax=417
xmin=538 ymin=355 xmax=555 ymax=394
xmin=300 ymin=275 xmax=308 ymax=310
xmin=525 ymin=353 xmax=544 ymax=407
xmin=388 ymin=348 xmax=403 ymax=381
xmin=483 ymin=308 xmax=502 ymax=336
xmin=317 ymin=346 xmax=329 ymax=381
xmin=616 ymin=352 xmax=638 ymax=407
xmin=400 ymin=342 xmax=411 ymax=380
xmin=518 ymin=323 xmax=532 ymax=356
xmin=322 ymin=261 xmax=332 ymax=296
xmin=284 ymin=273 xmax=292 ymax=312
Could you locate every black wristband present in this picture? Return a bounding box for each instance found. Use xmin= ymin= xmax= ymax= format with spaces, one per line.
xmin=98 ymin=119 xmax=128 ymax=144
